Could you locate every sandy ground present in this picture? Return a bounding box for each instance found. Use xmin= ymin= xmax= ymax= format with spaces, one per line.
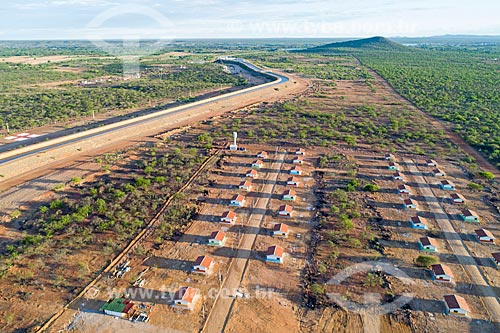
xmin=0 ymin=55 xmax=107 ymax=65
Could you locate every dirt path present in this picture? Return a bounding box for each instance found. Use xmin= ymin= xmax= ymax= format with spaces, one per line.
xmin=202 ymin=151 xmax=285 ymax=333
xmin=402 ymin=157 xmax=500 ymax=326
xmin=355 ymin=57 xmax=499 ymax=177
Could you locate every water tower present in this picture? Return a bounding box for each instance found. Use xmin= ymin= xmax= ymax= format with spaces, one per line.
xmin=229 ymin=132 xmax=238 ymax=151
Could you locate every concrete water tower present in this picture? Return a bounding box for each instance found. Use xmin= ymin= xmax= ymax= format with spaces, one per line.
xmin=229 ymin=132 xmax=238 ymax=151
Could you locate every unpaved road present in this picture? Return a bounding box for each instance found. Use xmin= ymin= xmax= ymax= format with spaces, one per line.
xmin=202 ymin=151 xmax=285 ymax=333
xmin=402 ymin=158 xmax=500 ymax=327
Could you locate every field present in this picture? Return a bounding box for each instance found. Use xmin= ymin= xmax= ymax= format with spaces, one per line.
xmin=0 ymin=41 xmax=499 ymax=333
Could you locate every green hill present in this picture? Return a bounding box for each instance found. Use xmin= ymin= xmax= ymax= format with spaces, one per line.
xmin=305 ymin=36 xmax=408 ymax=52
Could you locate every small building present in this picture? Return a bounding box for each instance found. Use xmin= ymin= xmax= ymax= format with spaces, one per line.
xmin=433 ymin=169 xmax=445 ymax=177
xmin=387 ymin=162 xmax=399 ymax=170
xmin=266 ymin=245 xmax=284 ymax=264
xmin=293 ymin=156 xmax=304 ymax=164
xmin=230 ymin=194 xmax=246 ymax=207
xmin=419 ymin=236 xmax=438 ymax=252
xmin=192 ymin=255 xmax=214 ymax=274
xmin=431 ymin=264 xmax=454 ymax=282
xmin=450 ymin=193 xmax=465 ymax=204
xmin=257 ymin=151 xmax=268 ymax=159
xmin=278 ymin=204 xmax=293 ymax=217
xmin=100 ymin=298 xmax=135 ymax=318
xmin=403 ymin=198 xmax=417 ymax=209
xmin=246 ymin=169 xmax=258 ymax=178
xmin=439 ymin=180 xmax=455 ymax=190
xmin=220 ymin=211 xmax=236 ymax=224
xmin=238 ymin=180 xmax=252 ymax=191
xmin=385 ymin=153 xmax=395 ymax=160
xmin=459 ymin=209 xmax=479 ymax=223
xmin=410 ymin=216 xmax=428 ymax=229
xmin=272 ymin=223 xmax=289 ymax=238
xmin=426 ymin=159 xmax=437 ymax=167
xmin=173 ymin=287 xmax=199 ymax=311
xmin=475 ymin=229 xmax=495 ymax=243
xmin=295 ymin=148 xmax=306 ymax=155
xmin=392 ymin=172 xmax=404 ymax=181
xmin=287 ymin=176 xmax=300 ymax=187
xmin=252 ymin=160 xmax=264 ymax=169
xmin=443 ymin=295 xmax=470 ymax=316
xmin=398 ymin=184 xmax=410 ymax=195
xmin=491 ymin=252 xmax=500 ymax=266
xmin=290 ymin=166 xmax=302 ymax=175
xmin=208 ymin=231 xmax=227 ymax=246
xmin=282 ymin=189 xmax=297 ymax=201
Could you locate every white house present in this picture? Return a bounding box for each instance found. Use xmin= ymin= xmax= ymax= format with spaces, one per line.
xmin=252 ymin=160 xmax=264 ymax=169
xmin=439 ymin=180 xmax=455 ymax=190
xmin=192 ymin=255 xmax=215 ymax=275
xmin=278 ymin=204 xmax=293 ymax=217
xmin=384 ymin=153 xmax=395 ymax=160
xmin=272 ymin=223 xmax=289 ymax=238
xmin=257 ymin=151 xmax=268 ymax=159
xmin=460 ymin=209 xmax=479 ymax=223
xmin=433 ymin=169 xmax=445 ymax=177
xmin=220 ymin=211 xmax=236 ymax=224
xmin=426 ymin=159 xmax=437 ymax=167
xmin=208 ymin=231 xmax=226 ymax=246
xmin=410 ymin=216 xmax=428 ymax=229
xmin=282 ymin=189 xmax=297 ymax=201
xmin=287 ymin=176 xmax=300 ymax=187
xmin=398 ymin=184 xmax=410 ymax=194
xmin=290 ymin=166 xmax=302 ymax=175
xmin=238 ymin=180 xmax=252 ymax=191
xmin=419 ymin=236 xmax=438 ymax=252
xmin=443 ymin=294 xmax=470 ymax=316
xmin=266 ymin=245 xmax=284 ymax=264
xmin=230 ymin=194 xmax=246 ymax=207
xmin=403 ymin=198 xmax=417 ymax=209
xmin=431 ymin=264 xmax=454 ymax=282
xmin=293 ymin=156 xmax=304 ymax=164
xmin=173 ymin=287 xmax=200 ymax=311
xmin=295 ymin=148 xmax=306 ymax=156
xmin=392 ymin=172 xmax=404 ymax=181
xmin=450 ymin=193 xmax=465 ymax=204
xmin=475 ymin=229 xmax=495 ymax=243
xmin=246 ymin=169 xmax=258 ymax=178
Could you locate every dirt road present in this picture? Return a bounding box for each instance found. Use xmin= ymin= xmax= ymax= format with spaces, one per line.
xmin=402 ymin=158 xmax=500 ymax=326
xmin=202 ymin=151 xmax=285 ymax=333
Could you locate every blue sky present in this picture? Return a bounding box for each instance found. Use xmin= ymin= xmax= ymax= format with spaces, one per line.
xmin=1 ymin=0 xmax=499 ymax=40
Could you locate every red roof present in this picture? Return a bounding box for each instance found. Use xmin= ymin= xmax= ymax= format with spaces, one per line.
xmin=411 ymin=216 xmax=425 ymax=225
xmin=443 ymin=294 xmax=470 ymax=312
xmin=194 ymin=255 xmax=213 ymax=268
xmin=419 ymin=236 xmax=437 ymax=247
xmin=294 ymin=156 xmax=304 ymax=161
xmin=296 ymin=148 xmax=305 ymax=153
xmin=123 ymin=300 xmax=134 ymax=314
xmin=283 ymin=189 xmax=296 ymax=196
xmin=287 ymin=176 xmax=299 ymax=183
xmin=279 ymin=204 xmax=293 ymax=212
xmin=440 ymin=180 xmax=454 ymax=186
xmin=239 ymin=180 xmax=251 ymax=187
xmin=398 ymin=184 xmax=409 ymax=191
xmin=175 ymin=287 xmax=198 ymax=303
xmin=247 ymin=169 xmax=257 ymax=175
xmin=266 ymin=245 xmax=284 ymax=257
xmin=393 ymin=172 xmax=402 ymax=177
xmin=257 ymin=151 xmax=268 ymax=157
xmin=232 ymin=194 xmax=245 ymax=202
xmin=273 ymin=223 xmax=289 ymax=233
xmin=461 ymin=209 xmax=477 ymax=217
xmin=431 ymin=264 xmax=454 ymax=278
xmin=291 ymin=166 xmax=302 ymax=171
xmin=210 ymin=231 xmax=226 ymax=241
xmin=403 ymin=198 xmax=415 ymax=205
xmin=222 ymin=211 xmax=236 ymax=219
xmin=492 ymin=252 xmax=500 ymax=262
xmin=433 ymin=168 xmax=444 ymax=174
xmin=451 ymin=193 xmax=465 ymax=201
xmin=253 ymin=159 xmax=263 ymax=165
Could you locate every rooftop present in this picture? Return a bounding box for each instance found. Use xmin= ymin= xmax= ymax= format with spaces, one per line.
xmin=431 ymin=264 xmax=454 ymax=278
xmin=266 ymin=245 xmax=284 ymax=257
xmin=444 ymin=294 xmax=470 ymax=312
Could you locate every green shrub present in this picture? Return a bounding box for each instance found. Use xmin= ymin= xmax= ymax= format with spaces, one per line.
xmin=415 ymin=255 xmax=438 ymax=268
xmin=468 ymin=182 xmax=483 ymax=191
xmin=363 ymin=183 xmax=380 ymax=192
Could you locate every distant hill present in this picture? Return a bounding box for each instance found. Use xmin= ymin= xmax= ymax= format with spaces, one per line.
xmin=305 ymin=36 xmax=409 ymax=52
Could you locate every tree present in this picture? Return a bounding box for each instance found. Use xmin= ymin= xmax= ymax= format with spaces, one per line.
xmin=363 ymin=183 xmax=379 ymax=192
xmin=479 ymin=171 xmax=495 ymax=180
xmin=415 ymin=255 xmax=438 ymax=268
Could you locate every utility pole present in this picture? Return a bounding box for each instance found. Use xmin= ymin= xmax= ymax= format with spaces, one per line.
xmin=5 ymin=121 xmax=9 ymax=134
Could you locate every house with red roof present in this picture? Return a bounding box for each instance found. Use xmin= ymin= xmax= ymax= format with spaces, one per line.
xmin=220 ymin=211 xmax=236 ymax=224
xmin=266 ymin=245 xmax=284 ymax=264
xmin=272 ymin=223 xmax=289 ymax=238
xmin=443 ymin=295 xmax=470 ymax=316
xmin=278 ymin=204 xmax=293 ymax=217
xmin=173 ymin=287 xmax=199 ymax=311
xmin=192 ymin=255 xmax=214 ymax=274
xmin=431 ymin=264 xmax=454 ymax=282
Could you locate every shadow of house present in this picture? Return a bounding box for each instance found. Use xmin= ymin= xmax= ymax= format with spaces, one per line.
xmin=143 ymin=256 xmax=193 ymax=271
xmin=379 ymin=239 xmax=420 ymax=251
xmin=68 ymin=298 xmax=106 ymax=313
xmin=367 ymin=200 xmax=403 ymax=209
xmin=412 ymin=195 xmax=441 ymax=203
xmin=408 ymin=298 xmax=445 ymax=314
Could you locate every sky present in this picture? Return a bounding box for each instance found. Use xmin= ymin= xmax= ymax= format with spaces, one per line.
xmin=1 ymin=0 xmax=499 ymax=40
